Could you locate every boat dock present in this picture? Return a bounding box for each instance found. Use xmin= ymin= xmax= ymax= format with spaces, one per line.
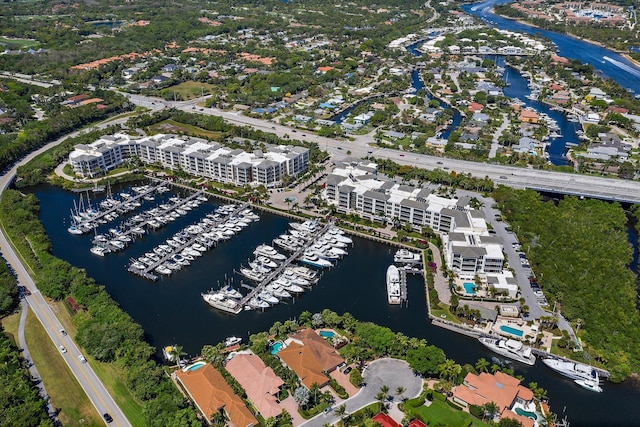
xmin=235 ymin=223 xmax=332 ymax=309
xmin=128 ymin=202 xmax=250 ymax=281
xmin=399 ymin=268 xmax=408 ymax=305
xmin=94 ymin=190 xmax=206 ymax=254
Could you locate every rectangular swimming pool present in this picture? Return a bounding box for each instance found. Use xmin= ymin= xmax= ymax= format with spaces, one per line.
xmin=500 ymin=325 xmax=524 ymax=337
xmin=319 ymin=330 xmax=335 ymax=339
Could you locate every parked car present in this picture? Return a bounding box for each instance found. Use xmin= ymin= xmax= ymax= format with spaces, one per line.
xmin=343 ymin=366 xmax=352 ymax=375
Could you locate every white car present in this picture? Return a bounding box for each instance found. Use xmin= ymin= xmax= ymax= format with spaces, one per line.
xmin=78 ymin=355 xmax=87 ymax=363
xmin=59 ymin=345 xmax=67 ymax=354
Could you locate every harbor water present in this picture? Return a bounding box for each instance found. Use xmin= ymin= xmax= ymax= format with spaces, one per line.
xmin=29 ymin=182 xmax=640 ymax=426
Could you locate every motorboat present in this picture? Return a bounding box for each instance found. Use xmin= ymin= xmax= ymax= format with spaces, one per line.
xmin=130 ymin=261 xmax=146 ymax=270
xmin=256 ymin=256 xmax=278 ymax=268
xmin=478 ymin=337 xmax=536 ymax=365
xmin=67 ymin=224 xmax=85 ymax=235
xmin=265 ymin=283 xmax=292 ymax=299
xmin=258 ymin=291 xmax=279 ymax=305
xmin=299 ymin=251 xmax=333 ymax=268
xmin=386 ymin=265 xmax=402 ymax=305
xmin=172 ymin=254 xmax=190 ymax=266
xmin=248 ymin=261 xmax=271 ymax=274
xmin=326 ymin=227 xmax=353 ymax=244
xmin=291 ymin=266 xmax=317 ymax=281
xmin=394 ymin=249 xmax=422 ymax=264
xmin=240 ymin=268 xmax=266 ymax=282
xmin=282 ymin=269 xmax=310 ymax=287
xmin=90 ymin=246 xmax=109 ymax=257
xmin=202 ymin=292 xmax=240 ymax=311
xmin=273 ymin=277 xmax=304 ymax=294
xmin=254 ymin=244 xmax=286 ymax=261
xmin=155 ymin=265 xmax=172 ymax=275
xmin=541 ymin=358 xmax=600 ymax=382
xmin=248 ymin=297 xmax=270 ymax=309
xmin=224 ymin=336 xmax=242 ymax=347
xmin=219 ymin=285 xmax=243 ymax=300
xmin=575 ymin=378 xmax=603 ymax=392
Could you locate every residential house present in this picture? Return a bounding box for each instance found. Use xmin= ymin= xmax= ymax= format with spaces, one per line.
xmin=226 ymin=353 xmax=284 ymax=419
xmin=176 ymin=363 xmax=258 ymax=426
xmin=277 ymin=329 xmax=344 ymax=389
xmin=452 ymin=371 xmax=535 ymax=427
xmin=371 ymin=413 xmax=401 ymax=427
xmin=519 ymin=110 xmax=539 ymax=123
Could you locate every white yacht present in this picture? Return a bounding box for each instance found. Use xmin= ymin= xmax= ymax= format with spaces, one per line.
xmin=219 ymin=285 xmax=243 ymax=300
xmin=254 ymin=244 xmax=286 ymax=261
xmin=575 ymin=378 xmax=603 ymax=393
xmin=258 ymin=291 xmax=279 ymax=305
xmin=386 ymin=265 xmax=402 ymax=305
xmin=256 ymin=256 xmax=278 ymax=268
xmin=478 ymin=337 xmax=536 ymax=366
xmin=265 ymin=283 xmax=292 ymax=299
xmin=273 ymin=277 xmax=304 ymax=294
xmin=90 ymin=246 xmax=109 ymax=257
xmin=394 ymin=249 xmax=422 ymax=264
xmin=299 ymin=251 xmax=333 ymax=268
xmin=248 ymin=297 xmax=270 ymax=309
xmin=542 ymin=358 xmax=600 ymax=382
xmin=155 ymin=265 xmax=172 ymax=275
xmin=202 ymin=292 xmax=239 ymax=311
xmin=224 ymin=336 xmax=242 ymax=347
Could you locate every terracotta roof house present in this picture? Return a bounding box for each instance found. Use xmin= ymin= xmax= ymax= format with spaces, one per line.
xmin=519 ymin=110 xmax=539 ymax=123
xmin=408 ymin=419 xmax=427 ymax=427
xmin=468 ymin=102 xmax=484 ymax=113
xmin=226 ymin=353 xmax=284 ymax=419
xmin=452 ymin=371 xmax=534 ymax=427
xmin=277 ymin=329 xmax=344 ymax=388
xmin=176 ymin=363 xmax=258 ymax=426
xmin=372 ymin=413 xmax=402 ymax=427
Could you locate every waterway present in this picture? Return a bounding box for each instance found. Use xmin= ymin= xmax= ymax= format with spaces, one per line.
xmin=29 ymin=182 xmax=640 ymax=426
xmin=463 ymin=0 xmax=640 ymax=94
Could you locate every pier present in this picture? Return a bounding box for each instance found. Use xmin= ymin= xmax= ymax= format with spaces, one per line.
xmin=235 ymin=223 xmax=332 ymax=309
xmin=128 ymin=202 xmax=250 ymax=281
xmin=399 ymin=268 xmax=408 ymax=306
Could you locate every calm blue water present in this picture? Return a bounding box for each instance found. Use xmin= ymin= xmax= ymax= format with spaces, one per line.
xmin=464 ymin=0 xmax=640 ymax=93
xmin=29 ymin=182 xmax=640 ymax=426
xmin=463 ymin=282 xmax=477 ymax=295
xmin=318 ymin=330 xmax=335 ymax=338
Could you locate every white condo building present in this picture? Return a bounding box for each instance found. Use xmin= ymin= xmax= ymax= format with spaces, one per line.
xmin=69 ymin=133 xmax=309 ymax=187
xmin=323 ymin=159 xmax=506 ymax=279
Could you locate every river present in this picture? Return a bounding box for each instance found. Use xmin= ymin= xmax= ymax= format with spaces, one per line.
xmin=29 ymin=182 xmax=640 ymax=426
xmin=463 ymin=0 xmax=640 ymax=94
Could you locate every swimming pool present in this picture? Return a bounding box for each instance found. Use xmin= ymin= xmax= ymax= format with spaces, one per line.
xmin=515 ymin=408 xmax=537 ymax=420
xmin=463 ymin=282 xmax=477 ymax=295
xmin=500 ymin=325 xmax=524 ymax=337
xmin=319 ymin=330 xmax=335 ymax=339
xmin=185 ymin=361 xmax=206 ymax=372
xmin=270 ymin=341 xmax=283 ymax=355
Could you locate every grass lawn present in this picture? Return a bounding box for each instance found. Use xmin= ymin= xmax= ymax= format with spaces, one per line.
xmin=24 ymin=310 xmax=103 ymax=427
xmin=411 ymin=400 xmax=491 ymax=427
xmin=0 ymin=36 xmax=39 ymax=49
xmin=430 ymin=305 xmax=460 ymax=323
xmin=166 ymin=81 xmax=215 ymax=100
xmin=148 ymin=119 xmax=223 ymax=140
xmin=1 ymin=310 xmax=21 ymax=345
xmin=51 ymin=301 xmax=146 ymax=426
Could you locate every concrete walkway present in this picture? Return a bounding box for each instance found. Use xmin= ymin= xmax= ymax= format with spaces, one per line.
xmin=17 ymin=299 xmax=58 ymax=421
xmin=300 ymin=358 xmax=422 ymax=427
xmin=489 ymin=113 xmax=509 ymax=158
xmin=429 ymin=242 xmax=450 ymax=305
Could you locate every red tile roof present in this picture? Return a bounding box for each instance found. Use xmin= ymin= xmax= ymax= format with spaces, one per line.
xmin=226 ymin=354 xmax=284 ymax=419
xmin=176 ymin=363 xmax=258 ymax=426
xmin=452 ymin=371 xmax=534 ymax=413
xmin=372 ymin=413 xmax=401 ymax=427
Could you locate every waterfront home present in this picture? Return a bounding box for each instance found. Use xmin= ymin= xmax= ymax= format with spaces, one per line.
xmin=452 ymin=371 xmax=535 ymax=427
xmin=175 ymin=363 xmax=258 ymax=426
xmin=519 ymin=110 xmax=539 ymax=124
xmin=277 ymin=329 xmax=344 ymax=389
xmin=372 ymin=413 xmax=402 ymax=427
xmin=226 ymin=353 xmax=285 ymax=419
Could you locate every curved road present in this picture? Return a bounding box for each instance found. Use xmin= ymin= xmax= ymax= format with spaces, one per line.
xmin=0 ymin=120 xmax=132 ymax=426
xmin=125 ymin=93 xmax=640 ymax=204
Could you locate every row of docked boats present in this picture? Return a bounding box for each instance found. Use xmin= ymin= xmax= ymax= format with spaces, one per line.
xmin=478 ymin=336 xmax=603 ymax=392
xmin=129 ymin=204 xmax=258 ymax=277
xmin=68 ymin=184 xmax=164 ymax=235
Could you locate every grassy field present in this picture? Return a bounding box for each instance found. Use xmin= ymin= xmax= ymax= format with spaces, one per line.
xmin=1 ymin=310 xmax=21 ymax=344
xmin=165 ymin=81 xmax=215 ymax=100
xmin=24 ymin=310 xmax=103 ymax=427
xmin=149 ymin=118 xmax=223 ymax=140
xmin=411 ymin=400 xmax=491 ymax=427
xmin=0 ymin=36 xmax=39 ymax=49
xmin=52 ymin=301 xmax=146 ymax=426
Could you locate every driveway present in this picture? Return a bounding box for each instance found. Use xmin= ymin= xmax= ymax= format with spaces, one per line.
xmin=300 ymin=358 xmax=422 ymax=427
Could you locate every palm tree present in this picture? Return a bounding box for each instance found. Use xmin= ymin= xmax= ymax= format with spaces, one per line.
xmin=169 ymin=345 xmax=186 ymax=366
xmin=438 ymin=359 xmax=462 ymax=385
xmin=475 ymin=357 xmax=490 ymax=373
xmin=395 ymin=386 xmax=406 ymax=401
xmin=334 ymin=404 xmax=347 ymax=422
xmin=483 ymin=401 xmax=499 ymax=422
xmin=375 ymin=392 xmax=386 ymax=410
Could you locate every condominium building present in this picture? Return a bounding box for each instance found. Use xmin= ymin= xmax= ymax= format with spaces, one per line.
xmin=68 ymin=133 xmax=309 ymax=187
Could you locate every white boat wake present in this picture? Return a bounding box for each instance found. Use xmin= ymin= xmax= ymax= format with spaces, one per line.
xmin=602 ymin=56 xmax=640 ymax=78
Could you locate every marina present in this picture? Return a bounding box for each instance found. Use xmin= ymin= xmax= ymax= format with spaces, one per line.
xmin=30 ymin=181 xmax=640 ymax=427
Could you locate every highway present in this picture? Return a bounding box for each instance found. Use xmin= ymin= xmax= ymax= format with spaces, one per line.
xmin=124 ymin=93 xmax=640 ymax=204
xmin=0 ymin=121 xmax=132 ymax=426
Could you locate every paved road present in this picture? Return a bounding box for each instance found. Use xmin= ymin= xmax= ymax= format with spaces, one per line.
xmin=0 ymin=118 xmax=132 ymax=426
xmin=300 ymin=359 xmax=422 ymax=427
xmin=124 ymin=93 xmax=640 ymax=204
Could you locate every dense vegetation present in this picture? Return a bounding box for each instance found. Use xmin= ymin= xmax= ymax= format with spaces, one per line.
xmin=0 ymin=259 xmax=18 ymax=318
xmin=0 ymin=190 xmax=200 ymax=426
xmin=0 ymin=326 xmax=54 ymax=427
xmin=493 ymin=187 xmax=640 ymax=381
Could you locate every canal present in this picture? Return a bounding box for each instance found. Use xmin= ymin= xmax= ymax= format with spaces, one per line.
xmin=29 ymin=182 xmax=640 ymax=426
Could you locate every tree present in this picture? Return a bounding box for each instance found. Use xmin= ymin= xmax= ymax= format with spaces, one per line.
xmin=406 ymin=345 xmax=446 ymax=376
xmin=395 ymin=386 xmax=406 ymax=401
xmin=498 ymin=417 xmax=523 ymax=427
xmin=293 ymin=387 xmax=310 ymax=408
xmin=483 ymin=401 xmax=499 ymax=422
xmin=438 ymin=359 xmax=462 ymax=385
xmin=169 ymin=345 xmax=186 ymax=366
xmin=475 ymin=358 xmax=490 ymax=373
xmin=334 ymin=404 xmax=347 ymax=421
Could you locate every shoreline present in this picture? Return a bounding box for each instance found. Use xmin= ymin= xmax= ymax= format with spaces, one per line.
xmin=491 ymin=9 xmax=627 ymax=53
